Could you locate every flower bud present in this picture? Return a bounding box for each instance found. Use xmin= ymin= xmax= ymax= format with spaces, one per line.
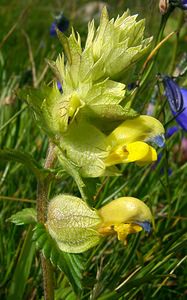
xmin=159 ymin=0 xmax=170 ymax=14
xmin=50 ymin=13 xmax=69 ymax=37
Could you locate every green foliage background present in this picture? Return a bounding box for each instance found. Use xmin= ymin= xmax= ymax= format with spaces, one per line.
xmin=0 ymin=0 xmax=187 ymax=299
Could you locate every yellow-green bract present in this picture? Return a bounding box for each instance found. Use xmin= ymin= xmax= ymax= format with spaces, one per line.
xmin=46 ymin=195 xmax=101 ymax=253
xmin=20 ymin=7 xmax=164 ymax=178
xmin=22 ymin=7 xmax=152 ymax=137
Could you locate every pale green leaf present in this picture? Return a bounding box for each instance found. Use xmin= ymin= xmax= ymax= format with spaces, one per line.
xmin=67 ymin=30 xmax=82 ymax=86
xmin=87 ymin=104 xmax=130 ymax=120
xmin=114 ymin=10 xmax=130 ymax=26
xmin=0 ymin=148 xmax=45 ymax=180
xmin=85 ymin=20 xmax=95 ymax=49
xmin=20 ymin=84 xmax=70 ymax=135
xmin=93 ymin=6 xmax=109 ymax=60
xmin=105 ymin=45 xmax=142 ymax=77
xmin=8 ymin=208 xmax=37 ymax=225
xmin=127 ymin=19 xmax=145 ymax=47
xmin=79 ymin=46 xmax=94 ymax=82
xmin=57 ymin=150 xmax=87 ymax=200
xmin=85 ymin=79 xmax=125 ymax=105
xmin=49 ymin=53 xmax=65 ymax=81
xmin=56 ymin=29 xmax=72 ymax=64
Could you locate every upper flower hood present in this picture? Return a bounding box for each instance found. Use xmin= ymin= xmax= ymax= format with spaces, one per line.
xmin=106 ymin=115 xmax=165 ymax=148
xmin=163 ymin=76 xmax=187 ymax=131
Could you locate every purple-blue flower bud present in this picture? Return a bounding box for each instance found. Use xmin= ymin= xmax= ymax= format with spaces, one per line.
xmin=163 ymin=76 xmax=187 ymax=131
xmin=57 ymin=81 xmax=63 ymax=93
xmin=166 ymin=126 xmax=179 ymax=138
xmin=169 ymin=0 xmax=187 ymax=9
xmin=50 ymin=13 xmax=69 ymax=36
xmin=181 ymin=0 xmax=187 ymax=9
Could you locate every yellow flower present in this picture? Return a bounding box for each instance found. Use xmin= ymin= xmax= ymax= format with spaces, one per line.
xmin=98 ymin=197 xmax=153 ymax=243
xmin=46 ymin=195 xmax=153 ymax=253
xmin=105 ymin=115 xmax=165 ymax=166
xmin=105 ymin=141 xmax=157 ymax=166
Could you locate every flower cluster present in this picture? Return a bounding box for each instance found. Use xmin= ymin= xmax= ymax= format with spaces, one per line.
xmin=23 ymin=8 xmax=165 ymax=252
xmin=23 ymin=7 xmax=152 ymax=137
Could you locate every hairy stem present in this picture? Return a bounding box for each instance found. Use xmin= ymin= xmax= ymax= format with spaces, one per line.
xmin=36 ymin=142 xmax=56 ymax=300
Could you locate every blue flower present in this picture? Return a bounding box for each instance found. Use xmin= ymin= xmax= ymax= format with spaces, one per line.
xmin=180 ymin=0 xmax=187 ymax=9
xmin=163 ymin=76 xmax=187 ymax=131
xmin=50 ymin=13 xmax=69 ymax=36
xmin=166 ymin=126 xmax=179 ymax=138
xmin=57 ymin=81 xmax=63 ymax=93
xmin=169 ymin=0 xmax=187 ymax=9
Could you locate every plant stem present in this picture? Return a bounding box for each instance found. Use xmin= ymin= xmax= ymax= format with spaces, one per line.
xmin=169 ymin=10 xmax=184 ymax=74
xmin=36 ymin=142 xmax=56 ymax=300
xmin=130 ymin=9 xmax=172 ymax=107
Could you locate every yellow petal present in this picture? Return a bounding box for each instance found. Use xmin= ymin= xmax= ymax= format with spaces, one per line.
xmin=107 ymin=115 xmax=165 ymax=147
xmin=126 ymin=141 xmax=157 ymax=164
xmin=114 ymin=223 xmax=142 ymax=241
xmin=98 ymin=197 xmax=153 ymax=226
xmin=104 ymin=144 xmax=128 ymax=166
xmin=68 ymin=93 xmax=81 ymax=117
xmin=105 ymin=141 xmax=157 ymax=166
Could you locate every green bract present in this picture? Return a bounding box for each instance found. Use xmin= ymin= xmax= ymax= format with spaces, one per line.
xmin=22 ymin=7 xmax=151 ymax=137
xmin=46 ymin=195 xmax=101 ymax=253
xmin=89 ymin=7 xmax=152 ymax=79
xmin=20 ymin=7 xmax=156 ymax=178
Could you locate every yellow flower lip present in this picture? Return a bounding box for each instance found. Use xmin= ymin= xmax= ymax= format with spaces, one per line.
xmin=105 ymin=141 xmax=157 ymax=166
xmin=126 ymin=141 xmax=157 ymax=163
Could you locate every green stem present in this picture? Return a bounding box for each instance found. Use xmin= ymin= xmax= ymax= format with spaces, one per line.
xmin=169 ymin=11 xmax=184 ymax=74
xmin=130 ymin=9 xmax=172 ymax=106
xmin=36 ymin=143 xmax=56 ymax=300
xmin=140 ymin=11 xmax=171 ymax=87
xmin=164 ymin=146 xmax=172 ymax=220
